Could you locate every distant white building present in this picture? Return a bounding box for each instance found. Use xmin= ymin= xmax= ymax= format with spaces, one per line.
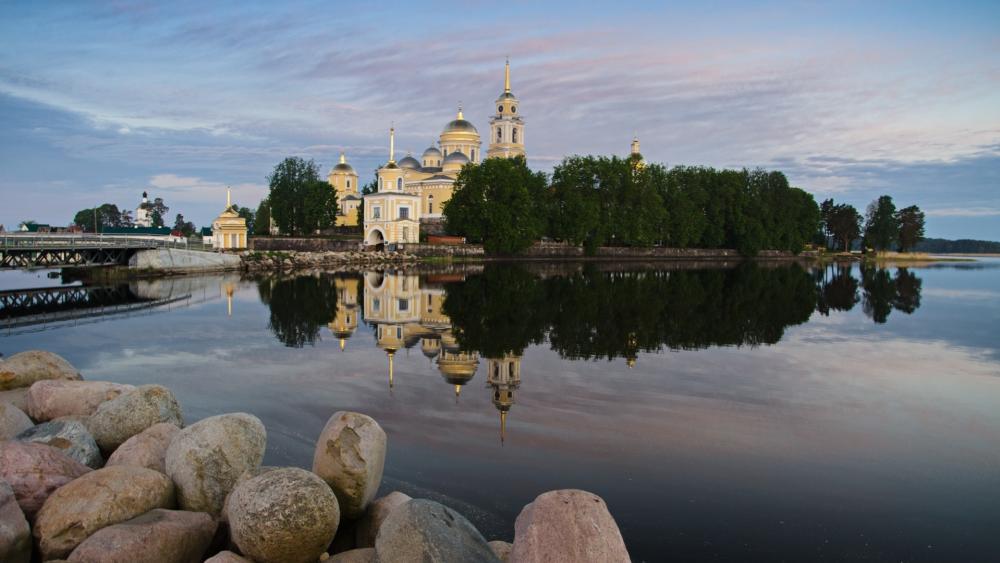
xmin=135 ymin=191 xmax=153 ymax=227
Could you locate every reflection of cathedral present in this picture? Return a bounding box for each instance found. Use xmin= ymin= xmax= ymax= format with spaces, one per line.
xmin=332 ymin=271 xmax=523 ymax=440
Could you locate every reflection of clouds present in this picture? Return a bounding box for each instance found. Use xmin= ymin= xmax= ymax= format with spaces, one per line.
xmin=921 ymin=288 xmax=1000 ymax=300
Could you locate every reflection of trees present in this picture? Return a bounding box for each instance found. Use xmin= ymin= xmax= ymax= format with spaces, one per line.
xmin=860 ymin=266 xmax=922 ymax=324
xmin=815 ymin=263 xmax=860 ymax=315
xmin=442 ymin=263 xmax=819 ymax=361
xmin=258 ymin=274 xmax=339 ymax=347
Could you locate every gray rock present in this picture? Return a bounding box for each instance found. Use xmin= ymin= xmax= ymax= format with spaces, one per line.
xmin=0 ymin=441 xmax=91 ymax=521
xmin=0 ymin=402 xmax=33 ymax=440
xmin=25 ymin=380 xmax=134 ymax=422
xmin=204 ymin=551 xmax=252 ymax=562
xmin=0 ymin=351 xmax=82 ymax=391
xmin=330 ymin=547 xmax=375 ymax=562
xmin=33 ymin=465 xmax=175 ymax=560
xmin=228 ymin=467 xmax=340 ymax=563
xmin=17 ymin=420 xmax=103 ymax=469
xmin=0 ymin=479 xmax=31 ymax=563
xmin=510 ymin=489 xmax=629 ymax=563
xmin=374 ymin=499 xmax=499 ymax=563
xmin=489 ymin=540 xmax=512 ymax=562
xmin=356 ymin=491 xmax=412 ymax=548
xmin=66 ymin=508 xmax=216 ymax=563
xmin=88 ymin=384 xmax=183 ymax=453
xmin=312 ymin=411 xmax=387 ymax=519
xmin=165 ymin=413 xmax=265 ymax=516
xmin=105 ymin=422 xmax=179 ymax=474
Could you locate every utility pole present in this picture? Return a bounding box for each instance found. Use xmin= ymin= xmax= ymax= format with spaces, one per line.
xmin=93 ymin=207 xmax=98 ymax=234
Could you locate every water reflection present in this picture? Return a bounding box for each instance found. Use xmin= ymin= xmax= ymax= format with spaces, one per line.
xmin=860 ymin=266 xmax=922 ymax=324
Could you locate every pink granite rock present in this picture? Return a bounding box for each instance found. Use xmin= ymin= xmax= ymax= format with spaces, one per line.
xmin=489 ymin=540 xmax=512 ymax=562
xmin=0 ymin=351 xmax=82 ymax=391
xmin=329 ymin=547 xmax=375 ymax=562
xmin=0 ymin=479 xmax=31 ymax=563
xmin=510 ymin=489 xmax=629 ymax=563
xmin=355 ymin=491 xmax=412 ymax=548
xmin=0 ymin=402 xmax=33 ymax=440
xmin=25 ymin=380 xmax=134 ymax=422
xmin=106 ymin=422 xmax=180 ymax=474
xmin=66 ymin=508 xmax=216 ymax=563
xmin=0 ymin=389 xmax=31 ymax=413
xmin=0 ymin=441 xmax=91 ymax=521
xmin=33 ymin=465 xmax=175 ymax=560
xmin=204 ymin=551 xmax=252 ymax=563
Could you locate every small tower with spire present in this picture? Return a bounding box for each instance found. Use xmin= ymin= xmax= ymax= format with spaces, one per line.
xmin=486 ymin=354 xmax=522 ymax=444
xmin=364 ymin=126 xmax=422 ymax=247
xmin=487 ymin=58 xmax=526 ymax=159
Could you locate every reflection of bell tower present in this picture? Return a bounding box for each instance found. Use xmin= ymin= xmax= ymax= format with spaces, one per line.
xmin=487 ymin=354 xmax=522 ymax=443
xmin=328 ymin=277 xmax=360 ymax=351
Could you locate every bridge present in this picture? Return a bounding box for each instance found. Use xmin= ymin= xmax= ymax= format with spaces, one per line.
xmin=0 ymin=234 xmax=209 ymax=269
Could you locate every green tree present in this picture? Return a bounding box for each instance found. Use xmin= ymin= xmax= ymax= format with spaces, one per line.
xmin=267 ymin=157 xmax=325 ymax=236
xmin=824 ymin=201 xmax=862 ymax=252
xmin=863 ymin=195 xmax=898 ymax=251
xmin=72 ymin=204 xmax=125 ymax=232
xmin=253 ymin=199 xmax=271 ymax=236
xmin=444 ymin=156 xmax=547 ymax=255
xmin=236 ymin=206 xmax=255 ymax=234
xmin=895 ymin=205 xmax=925 ymax=252
xmin=173 ymin=213 xmax=196 ymax=237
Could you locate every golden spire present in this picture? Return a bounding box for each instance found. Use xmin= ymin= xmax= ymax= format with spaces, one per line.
xmin=504 ymin=57 xmax=511 ymax=93
xmin=457 ymin=103 xmax=463 ymax=120
xmin=226 ymin=186 xmax=231 ymax=208
xmin=389 ymin=126 xmax=395 ymax=163
xmin=388 ymin=351 xmax=395 ymax=389
xmin=500 ymin=410 xmax=507 ymax=445
xmin=454 ymin=384 xmax=461 ymax=402
xmin=339 ymin=152 xmax=346 ymax=165
xmin=339 ymin=338 xmax=345 ymax=351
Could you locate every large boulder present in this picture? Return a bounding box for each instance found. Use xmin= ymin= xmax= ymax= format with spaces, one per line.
xmin=66 ymin=508 xmax=216 ymax=563
xmin=355 ymin=491 xmax=412 ymax=548
xmin=0 ymin=441 xmax=91 ymax=521
xmin=165 ymin=413 xmax=265 ymax=516
xmin=16 ymin=420 xmax=103 ymax=469
xmin=106 ymin=422 xmax=179 ymax=474
xmin=510 ymin=489 xmax=629 ymax=563
xmin=312 ymin=411 xmax=387 ymax=519
xmin=0 ymin=351 xmax=82 ymax=391
xmin=87 ymin=385 xmax=183 ymax=453
xmin=329 ymin=547 xmax=375 ymax=562
xmin=33 ymin=465 xmax=175 ymax=560
xmin=0 ymin=389 xmax=30 ymax=413
xmin=0 ymin=479 xmax=31 ymax=563
xmin=0 ymin=402 xmax=33 ymax=440
xmin=228 ymin=467 xmax=340 ymax=563
xmin=25 ymin=380 xmax=134 ymax=422
xmin=374 ymin=499 xmax=499 ymax=563
xmin=489 ymin=540 xmax=512 ymax=562
xmin=204 ymin=551 xmax=252 ymax=563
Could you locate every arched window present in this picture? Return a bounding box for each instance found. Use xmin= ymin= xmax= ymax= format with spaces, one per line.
xmin=347 ymin=179 xmax=351 ymax=189
xmin=497 ymin=127 xmax=502 ymax=142
xmin=428 ymin=195 xmax=434 ymax=214
xmin=396 ymin=177 xmax=403 ymax=190
xmin=512 ymin=128 xmax=518 ymax=144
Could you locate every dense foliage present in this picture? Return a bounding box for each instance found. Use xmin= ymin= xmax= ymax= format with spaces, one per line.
xmin=820 ymin=199 xmax=862 ymax=252
xmin=895 ymin=205 xmax=925 ymax=252
xmin=863 ymin=195 xmax=899 ymax=251
xmin=173 ymin=214 xmax=196 ymax=236
xmin=257 ymin=274 xmax=339 ymax=347
xmin=253 ymin=199 xmax=271 ymax=236
xmin=72 ymin=204 xmax=128 ymax=232
xmin=444 ymin=155 xmax=820 ymax=256
xmin=267 ymin=157 xmax=338 ymax=236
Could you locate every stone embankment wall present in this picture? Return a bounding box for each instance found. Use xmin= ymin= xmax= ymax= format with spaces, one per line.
xmin=0 ymin=350 xmax=632 ymax=562
xmin=250 ymin=237 xmax=362 ymax=252
xmin=129 ymin=248 xmax=242 ymax=273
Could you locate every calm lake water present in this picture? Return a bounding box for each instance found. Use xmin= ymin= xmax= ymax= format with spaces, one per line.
xmin=2 ymin=259 xmax=998 ymax=562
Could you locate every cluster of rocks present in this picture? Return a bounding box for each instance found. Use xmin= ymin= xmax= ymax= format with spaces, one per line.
xmin=1 ymin=350 xmax=631 ymax=562
xmin=240 ymin=251 xmax=419 ymax=272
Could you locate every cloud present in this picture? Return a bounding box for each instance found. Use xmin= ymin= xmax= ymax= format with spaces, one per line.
xmin=924 ymin=207 xmax=1000 ymax=217
xmin=147 ymin=174 xmax=266 ymax=206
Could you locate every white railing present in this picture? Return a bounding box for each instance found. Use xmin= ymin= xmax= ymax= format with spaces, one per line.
xmin=0 ymin=233 xmax=212 ymax=251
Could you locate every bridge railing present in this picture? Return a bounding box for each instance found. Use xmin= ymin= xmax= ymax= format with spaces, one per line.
xmin=0 ymin=233 xmax=213 ymax=251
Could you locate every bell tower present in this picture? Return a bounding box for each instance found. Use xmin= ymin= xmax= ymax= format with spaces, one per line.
xmin=487 ymin=58 xmax=526 ymax=159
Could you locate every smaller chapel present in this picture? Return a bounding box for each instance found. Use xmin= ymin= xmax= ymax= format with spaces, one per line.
xmin=211 ymin=188 xmax=248 ymax=250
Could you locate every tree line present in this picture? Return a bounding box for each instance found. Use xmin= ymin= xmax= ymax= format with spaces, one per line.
xmin=444 ymin=155 xmax=821 ymax=256
xmin=819 ymin=195 xmax=925 ymax=252
xmin=69 ymin=197 xmax=255 ymax=237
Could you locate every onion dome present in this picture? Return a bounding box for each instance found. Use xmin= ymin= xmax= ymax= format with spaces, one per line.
xmin=332 ymin=153 xmax=355 ymax=174
xmin=422 ymin=146 xmax=442 ymax=159
xmin=443 ymin=118 xmax=478 ymax=134
xmin=398 ymin=154 xmax=421 ymax=170
xmin=443 ymin=151 xmax=469 ymax=165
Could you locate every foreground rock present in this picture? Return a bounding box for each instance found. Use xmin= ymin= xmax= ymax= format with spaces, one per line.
xmin=0 ymin=351 xmax=82 ymax=391
xmin=0 ymin=480 xmax=31 ymax=563
xmin=329 ymin=547 xmax=375 ymax=562
xmin=312 ymin=411 xmax=387 ymax=519
xmin=204 ymin=551 xmax=252 ymax=562
xmin=25 ymin=380 xmax=134 ymax=421
xmin=0 ymin=402 xmax=33 ymax=440
xmin=106 ymin=422 xmax=179 ymax=473
xmin=165 ymin=413 xmax=265 ymax=516
xmin=66 ymin=508 xmax=216 ymax=563
xmin=16 ymin=420 xmax=103 ymax=469
xmin=0 ymin=389 xmax=30 ymax=412
xmin=0 ymin=441 xmax=91 ymax=520
xmin=510 ymin=489 xmax=629 ymax=563
xmin=87 ymin=384 xmax=183 ymax=453
xmin=356 ymin=491 xmax=412 ymax=548
xmin=228 ymin=467 xmax=340 ymax=563
xmin=33 ymin=465 xmax=175 ymax=560
xmin=489 ymin=540 xmax=512 ymax=562
xmin=375 ymin=499 xmax=499 ymax=563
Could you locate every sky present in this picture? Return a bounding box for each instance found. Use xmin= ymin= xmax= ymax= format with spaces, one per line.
xmin=1 ymin=0 xmax=998 ymax=239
